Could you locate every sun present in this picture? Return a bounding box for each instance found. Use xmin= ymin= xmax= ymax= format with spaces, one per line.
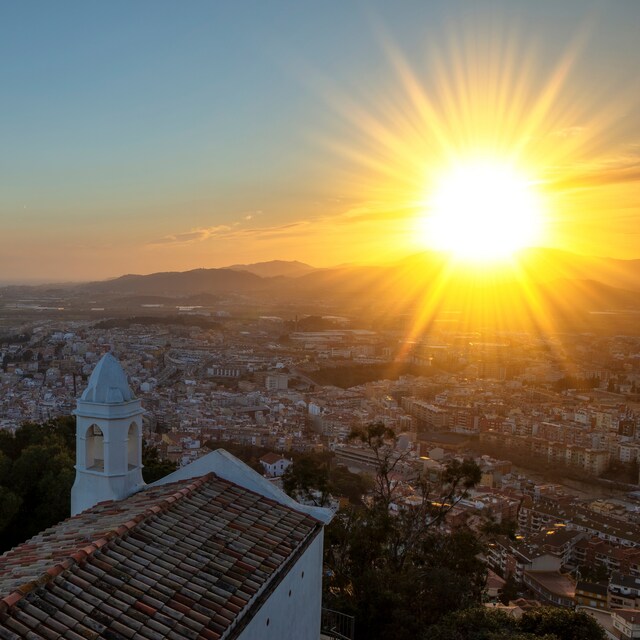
xmin=422 ymin=160 xmax=544 ymax=263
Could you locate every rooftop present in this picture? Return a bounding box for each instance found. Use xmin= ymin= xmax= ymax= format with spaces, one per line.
xmin=259 ymin=453 xmax=287 ymax=465
xmin=80 ymin=352 xmax=135 ymax=404
xmin=0 ymin=473 xmax=321 ymax=639
xmin=524 ymin=571 xmax=575 ymax=599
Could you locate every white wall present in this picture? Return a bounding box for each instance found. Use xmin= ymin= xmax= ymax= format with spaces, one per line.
xmin=237 ymin=530 xmax=324 ymax=640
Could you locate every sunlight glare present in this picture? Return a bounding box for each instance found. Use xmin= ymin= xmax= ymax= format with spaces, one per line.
xmin=423 ymin=160 xmax=543 ymax=262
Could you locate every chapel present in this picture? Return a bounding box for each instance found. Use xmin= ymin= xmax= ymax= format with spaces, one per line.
xmin=0 ymin=352 xmax=331 ymax=640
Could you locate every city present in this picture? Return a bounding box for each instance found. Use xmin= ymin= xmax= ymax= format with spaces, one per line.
xmin=2 ymin=1 xmax=640 ymax=639
xmin=1 ymin=277 xmax=640 ymax=636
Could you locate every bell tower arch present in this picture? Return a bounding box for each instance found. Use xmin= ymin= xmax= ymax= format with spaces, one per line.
xmin=71 ymin=352 xmax=145 ymax=515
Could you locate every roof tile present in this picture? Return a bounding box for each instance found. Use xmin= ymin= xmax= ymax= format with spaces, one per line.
xmin=0 ymin=474 xmax=320 ymax=639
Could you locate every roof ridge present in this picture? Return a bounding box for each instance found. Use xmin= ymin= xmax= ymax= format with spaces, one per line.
xmin=206 ymin=456 xmax=325 ymax=526
xmin=0 ymin=473 xmax=213 ymax=612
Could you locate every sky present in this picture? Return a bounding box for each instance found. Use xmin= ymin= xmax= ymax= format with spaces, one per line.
xmin=1 ymin=0 xmax=640 ymax=282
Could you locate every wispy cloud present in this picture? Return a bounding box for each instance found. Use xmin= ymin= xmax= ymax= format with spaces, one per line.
xmin=149 ymin=225 xmax=232 ymax=245
xmin=552 ymin=125 xmax=586 ymax=139
xmin=147 ymin=200 xmax=412 ymax=250
xmin=547 ymin=143 xmax=640 ymax=190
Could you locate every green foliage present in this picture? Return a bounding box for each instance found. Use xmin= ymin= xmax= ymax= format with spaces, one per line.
xmin=428 ymin=607 xmax=518 ymax=640
xmin=283 ymin=453 xmax=331 ymax=506
xmin=578 ymin=563 xmax=610 ymax=584
xmin=481 ymin=518 xmax=518 ymax=541
xmin=324 ymin=423 xmax=485 ymax=640
xmin=0 ymin=451 xmax=11 ymax=485
xmin=93 ymin=316 xmax=221 ymax=331
xmin=0 ymin=487 xmax=22 ymax=533
xmin=428 ymin=606 xmax=605 ymax=640
xmin=282 ymin=452 xmax=373 ymax=506
xmin=141 ymin=440 xmax=178 ymax=484
xmin=518 ymin=607 xmax=605 ymax=640
xmin=0 ymin=417 xmax=76 ymax=552
xmin=329 ymin=465 xmax=374 ymax=505
xmin=326 ymin=509 xmax=487 ymax=640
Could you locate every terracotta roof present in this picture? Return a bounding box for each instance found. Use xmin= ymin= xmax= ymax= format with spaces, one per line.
xmin=259 ymin=453 xmax=286 ymax=465
xmin=0 ymin=473 xmax=321 ymax=639
xmin=613 ymin=608 xmax=640 ymax=624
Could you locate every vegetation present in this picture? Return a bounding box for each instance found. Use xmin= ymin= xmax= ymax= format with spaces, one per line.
xmin=428 ymin=606 xmax=605 ymax=640
xmin=0 ymin=419 xmax=611 ymax=639
xmin=282 ymin=452 xmax=373 ymax=506
xmin=308 ymin=363 xmax=436 ymax=388
xmin=552 ymin=375 xmax=601 ymax=392
xmin=320 ymin=424 xmax=485 ymax=640
xmin=93 ymin=316 xmax=221 ymax=330
xmin=141 ymin=441 xmax=178 ymax=483
xmin=499 ymin=573 xmax=520 ymax=605
xmin=309 ymin=423 xmax=606 ymax=640
xmin=481 ymin=517 xmax=518 ymax=541
xmin=0 ymin=417 xmax=76 ymax=552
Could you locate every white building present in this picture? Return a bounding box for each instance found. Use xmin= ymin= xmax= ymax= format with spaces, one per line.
xmin=260 ymin=452 xmax=294 ymax=477
xmin=71 ymin=352 xmax=145 ymax=516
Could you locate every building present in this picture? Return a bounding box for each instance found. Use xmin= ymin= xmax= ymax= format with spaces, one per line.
xmin=522 ymin=570 xmax=575 ymax=608
xmin=265 ymin=373 xmax=288 ymax=392
xmin=71 ymin=352 xmax=145 ymax=515
xmin=575 ymin=581 xmax=609 ymax=610
xmin=260 ymin=452 xmax=293 ymax=477
xmin=0 ymin=353 xmax=332 ymax=640
xmin=610 ymin=573 xmax=640 ymax=610
xmin=612 ymin=609 xmax=640 ymax=639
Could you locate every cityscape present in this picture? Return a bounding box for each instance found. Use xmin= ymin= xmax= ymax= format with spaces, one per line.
xmin=2 ymin=2 xmax=640 ymax=640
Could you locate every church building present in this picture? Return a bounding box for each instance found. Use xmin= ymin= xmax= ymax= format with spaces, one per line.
xmin=0 ymin=353 xmax=332 ymax=639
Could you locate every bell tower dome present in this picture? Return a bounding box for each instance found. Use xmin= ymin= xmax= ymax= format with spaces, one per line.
xmin=71 ymin=352 xmax=145 ymax=516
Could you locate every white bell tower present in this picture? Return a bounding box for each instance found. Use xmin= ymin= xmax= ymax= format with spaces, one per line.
xmin=71 ymin=352 xmax=145 ymax=516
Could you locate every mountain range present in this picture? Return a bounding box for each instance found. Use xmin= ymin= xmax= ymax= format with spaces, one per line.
xmin=3 ymin=250 xmax=640 ymax=330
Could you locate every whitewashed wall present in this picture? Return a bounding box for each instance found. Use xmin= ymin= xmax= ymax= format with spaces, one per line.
xmin=238 ymin=530 xmax=324 ymax=640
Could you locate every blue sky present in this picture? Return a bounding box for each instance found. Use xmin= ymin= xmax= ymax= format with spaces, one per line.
xmin=1 ymin=0 xmax=639 ymax=281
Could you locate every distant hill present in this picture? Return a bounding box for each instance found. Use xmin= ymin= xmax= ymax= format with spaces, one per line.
xmin=4 ymin=249 xmax=640 ymax=334
xmin=227 ymin=260 xmax=316 ymax=278
xmin=81 ymin=268 xmax=267 ymax=296
xmin=517 ymin=247 xmax=640 ymax=292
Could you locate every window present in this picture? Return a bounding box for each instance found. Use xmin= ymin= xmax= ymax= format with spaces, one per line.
xmin=86 ymin=424 xmax=104 ymax=471
xmin=128 ymin=422 xmax=140 ymax=469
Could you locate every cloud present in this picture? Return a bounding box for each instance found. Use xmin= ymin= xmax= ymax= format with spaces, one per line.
xmin=149 ymin=225 xmax=232 ymax=246
xmin=146 ymin=200 xmax=413 ymax=250
xmin=547 ymin=145 xmax=640 ymax=191
xmin=552 ymin=126 xmax=586 ymax=139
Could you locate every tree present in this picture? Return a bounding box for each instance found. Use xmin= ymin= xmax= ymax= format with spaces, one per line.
xmin=0 ymin=418 xmax=76 ymax=551
xmin=0 ymin=487 xmax=22 ymax=534
xmin=518 ymin=607 xmax=605 ymax=640
xmin=282 ymin=453 xmax=332 ymax=506
xmin=323 ymin=423 xmax=484 ymax=640
xmin=499 ymin=573 xmax=520 ymax=605
xmin=428 ymin=606 xmax=605 ymax=640
xmin=282 ymin=452 xmax=372 ymax=507
xmin=328 ymin=465 xmax=373 ymax=505
xmin=578 ymin=563 xmax=609 ymax=584
xmin=142 ymin=440 xmax=178 ymax=484
xmin=481 ymin=518 xmax=518 ymax=541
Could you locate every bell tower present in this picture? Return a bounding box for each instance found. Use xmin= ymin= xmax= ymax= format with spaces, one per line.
xmin=71 ymin=352 xmax=145 ymax=515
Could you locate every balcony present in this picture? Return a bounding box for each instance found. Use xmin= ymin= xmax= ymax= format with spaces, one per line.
xmin=321 ymin=608 xmax=355 ymax=640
